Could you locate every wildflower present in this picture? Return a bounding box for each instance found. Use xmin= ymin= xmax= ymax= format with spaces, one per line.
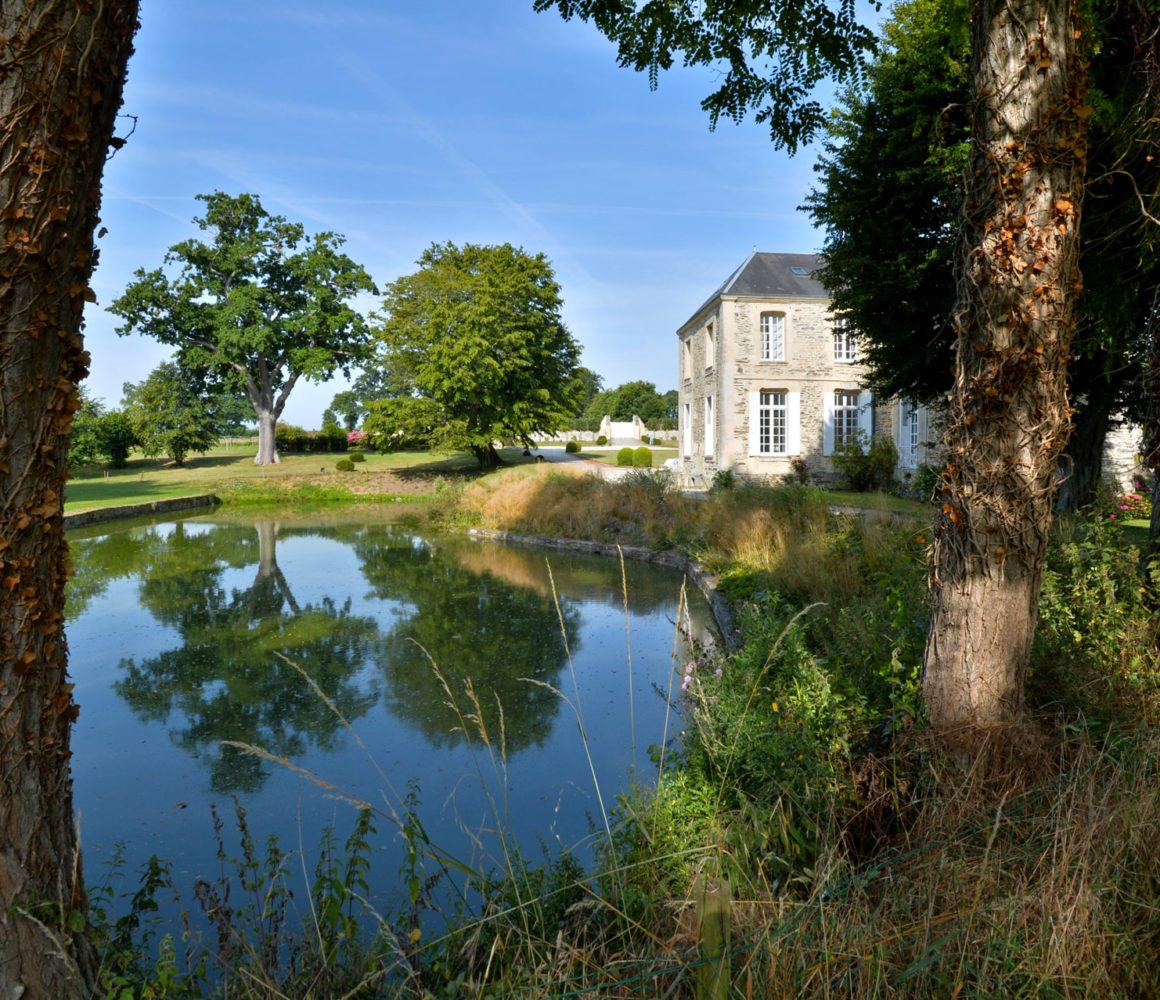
xmin=714 ymin=668 xmax=723 ymax=677
xmin=771 ymin=700 xmax=779 ymax=713
xmin=681 ymin=675 xmax=693 ymax=692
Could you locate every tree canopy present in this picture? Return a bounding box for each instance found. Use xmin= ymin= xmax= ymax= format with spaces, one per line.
xmin=533 ymin=0 xmax=877 ymax=152
xmin=121 ymin=362 xmax=219 ymax=466
xmin=363 ymin=242 xmax=582 ymax=467
xmin=805 ymin=0 xmax=1159 ymax=510
xmin=584 ymin=379 xmax=677 ymax=428
xmin=109 ymin=192 xmax=377 ymax=464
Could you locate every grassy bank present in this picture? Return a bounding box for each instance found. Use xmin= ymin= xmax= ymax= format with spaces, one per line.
xmin=64 ymin=445 xmax=537 ymax=513
xmin=90 ymin=466 xmax=1160 ymax=997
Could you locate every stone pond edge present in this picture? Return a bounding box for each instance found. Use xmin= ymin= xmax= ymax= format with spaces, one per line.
xmin=63 ymin=494 xmax=221 ymax=530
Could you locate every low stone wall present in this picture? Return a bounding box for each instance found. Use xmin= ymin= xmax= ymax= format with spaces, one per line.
xmin=465 ymin=527 xmax=740 ymax=651
xmin=63 ymin=494 xmax=220 ymax=531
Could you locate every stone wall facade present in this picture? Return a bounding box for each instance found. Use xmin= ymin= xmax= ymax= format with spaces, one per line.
xmin=677 ymin=294 xmax=937 ymax=488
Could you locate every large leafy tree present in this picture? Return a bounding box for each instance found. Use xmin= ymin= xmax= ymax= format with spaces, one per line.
xmin=121 ymin=362 xmax=219 ymax=466
xmin=68 ymin=387 xmax=108 ymax=469
xmin=0 ymin=3 xmax=139 ymax=993
xmin=534 ymin=0 xmax=876 ymax=153
xmin=805 ymin=0 xmax=1158 ymax=512
xmin=364 ymin=242 xmax=582 ymax=468
xmin=584 ymin=379 xmax=675 ymax=428
xmin=110 ymin=192 xmax=377 ymax=465
xmin=535 ymin=0 xmax=1103 ymax=731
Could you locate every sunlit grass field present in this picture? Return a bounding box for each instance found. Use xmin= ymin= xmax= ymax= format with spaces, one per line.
xmin=63 ymin=442 xmax=538 ymax=514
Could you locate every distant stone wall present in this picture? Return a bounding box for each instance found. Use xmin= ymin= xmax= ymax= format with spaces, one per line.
xmin=64 ymin=494 xmax=220 ymax=531
xmin=1103 ymin=423 xmax=1146 ymax=492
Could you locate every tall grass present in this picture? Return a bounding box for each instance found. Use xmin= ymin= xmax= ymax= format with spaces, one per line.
xmin=93 ymin=476 xmax=1160 ymax=997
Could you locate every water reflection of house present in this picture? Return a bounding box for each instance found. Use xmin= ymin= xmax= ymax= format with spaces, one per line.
xmin=676 ymin=251 xmax=936 ymax=489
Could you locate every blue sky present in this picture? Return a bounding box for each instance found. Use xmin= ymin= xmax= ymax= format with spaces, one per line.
xmin=84 ymin=1 xmax=839 ymax=427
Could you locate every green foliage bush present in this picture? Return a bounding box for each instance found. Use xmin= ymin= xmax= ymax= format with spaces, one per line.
xmin=1034 ymin=508 xmax=1159 ymax=717
xmin=620 ymin=468 xmax=674 ymax=507
xmin=335 ymin=458 xmax=355 ymax=472
xmin=313 ymin=423 xmax=349 ymax=452
xmin=632 ymin=446 xmax=652 ymax=468
xmin=712 ymin=468 xmax=736 ymax=491
xmin=831 ymin=431 xmax=898 ymax=491
xmin=564 ymin=440 xmax=581 ymax=454
xmin=348 ymin=450 xmax=366 ymax=463
xmin=275 ymin=423 xmax=310 ymax=453
xmin=909 ymin=461 xmax=942 ymax=502
xmin=788 ymin=456 xmax=811 ymax=484
xmin=596 ymin=435 xmax=608 ymax=446
xmin=616 ymin=447 xmax=635 ymax=467
xmin=276 ymin=423 xmax=351 ymax=454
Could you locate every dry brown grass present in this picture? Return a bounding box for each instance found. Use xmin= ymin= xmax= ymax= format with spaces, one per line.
xmin=705 ymin=725 xmax=1160 ymax=998
xmin=458 ymin=465 xmax=709 ymax=548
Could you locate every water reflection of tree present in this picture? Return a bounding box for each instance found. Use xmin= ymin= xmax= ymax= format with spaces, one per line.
xmin=355 ymin=533 xmax=579 ymax=754
xmin=66 ymin=519 xmax=198 ymax=621
xmin=115 ymin=521 xmax=380 ymax=793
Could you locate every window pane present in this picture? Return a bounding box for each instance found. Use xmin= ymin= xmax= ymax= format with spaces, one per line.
xmin=760 ymin=314 xmax=784 ymax=361
xmin=833 ymin=390 xmax=859 ymax=447
xmin=758 ymin=390 xmax=787 ymax=454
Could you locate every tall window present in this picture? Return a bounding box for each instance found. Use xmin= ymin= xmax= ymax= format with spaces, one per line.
xmin=756 ymin=390 xmax=788 ymax=455
xmin=908 ymin=402 xmax=918 ymax=462
xmin=704 ymin=395 xmax=714 ymax=456
xmin=760 ymin=313 xmax=785 ymax=361
xmin=683 ymin=402 xmax=692 ymax=456
xmin=833 ymin=318 xmax=857 ymax=361
xmin=705 ymin=322 xmax=715 ymax=370
xmin=683 ymin=338 xmax=692 ymax=379
xmin=833 ymin=390 xmax=860 ymax=448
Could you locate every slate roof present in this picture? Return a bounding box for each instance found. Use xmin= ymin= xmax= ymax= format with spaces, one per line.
xmin=682 ymin=252 xmax=828 ymax=330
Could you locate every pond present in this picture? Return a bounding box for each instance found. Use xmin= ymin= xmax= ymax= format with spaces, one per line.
xmin=66 ymin=512 xmax=718 ymax=926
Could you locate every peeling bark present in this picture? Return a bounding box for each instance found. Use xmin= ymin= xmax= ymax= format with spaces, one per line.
xmin=0 ymin=3 xmax=138 ymax=996
xmin=924 ymin=0 xmax=1088 ymax=728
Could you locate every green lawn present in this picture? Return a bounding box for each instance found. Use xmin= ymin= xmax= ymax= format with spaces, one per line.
xmin=64 ymin=445 xmax=536 ymax=514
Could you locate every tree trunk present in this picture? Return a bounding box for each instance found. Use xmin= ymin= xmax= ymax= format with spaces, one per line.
xmin=923 ymin=0 xmax=1088 ymax=729
xmin=474 ymin=443 xmax=502 ymax=469
xmin=255 ymin=407 xmax=280 ymax=464
xmin=0 ymin=3 xmax=139 ymax=997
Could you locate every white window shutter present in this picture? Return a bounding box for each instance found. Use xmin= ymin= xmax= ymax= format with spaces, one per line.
xmin=858 ymin=391 xmax=874 ymax=451
xmin=747 ymin=391 xmax=760 ymax=456
xmin=823 ymin=393 xmax=835 ymax=456
xmin=787 ymin=391 xmax=801 ymax=456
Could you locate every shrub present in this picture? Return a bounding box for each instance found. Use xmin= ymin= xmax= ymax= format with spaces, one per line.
xmin=616 ymin=447 xmax=635 ymax=467
xmin=712 ymin=468 xmax=736 ymax=491
xmin=335 ymin=459 xmax=355 ymax=472
xmin=313 ymin=424 xmax=349 ymax=452
xmin=632 ymin=446 xmax=652 ymax=468
xmin=596 ymin=435 xmax=608 ymax=446
xmin=910 ymin=462 xmax=942 ymax=503
xmin=349 ymin=450 xmax=366 ymax=463
xmin=564 ymin=440 xmax=581 ymax=454
xmin=275 ymin=423 xmax=311 ymax=454
xmin=620 ymin=468 xmax=675 ymax=506
xmin=831 ymin=431 xmax=898 ymax=492
xmin=788 ymin=456 xmax=811 ymax=484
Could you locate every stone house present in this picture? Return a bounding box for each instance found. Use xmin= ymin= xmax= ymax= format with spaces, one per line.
xmin=676 ymin=251 xmax=936 ymax=488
